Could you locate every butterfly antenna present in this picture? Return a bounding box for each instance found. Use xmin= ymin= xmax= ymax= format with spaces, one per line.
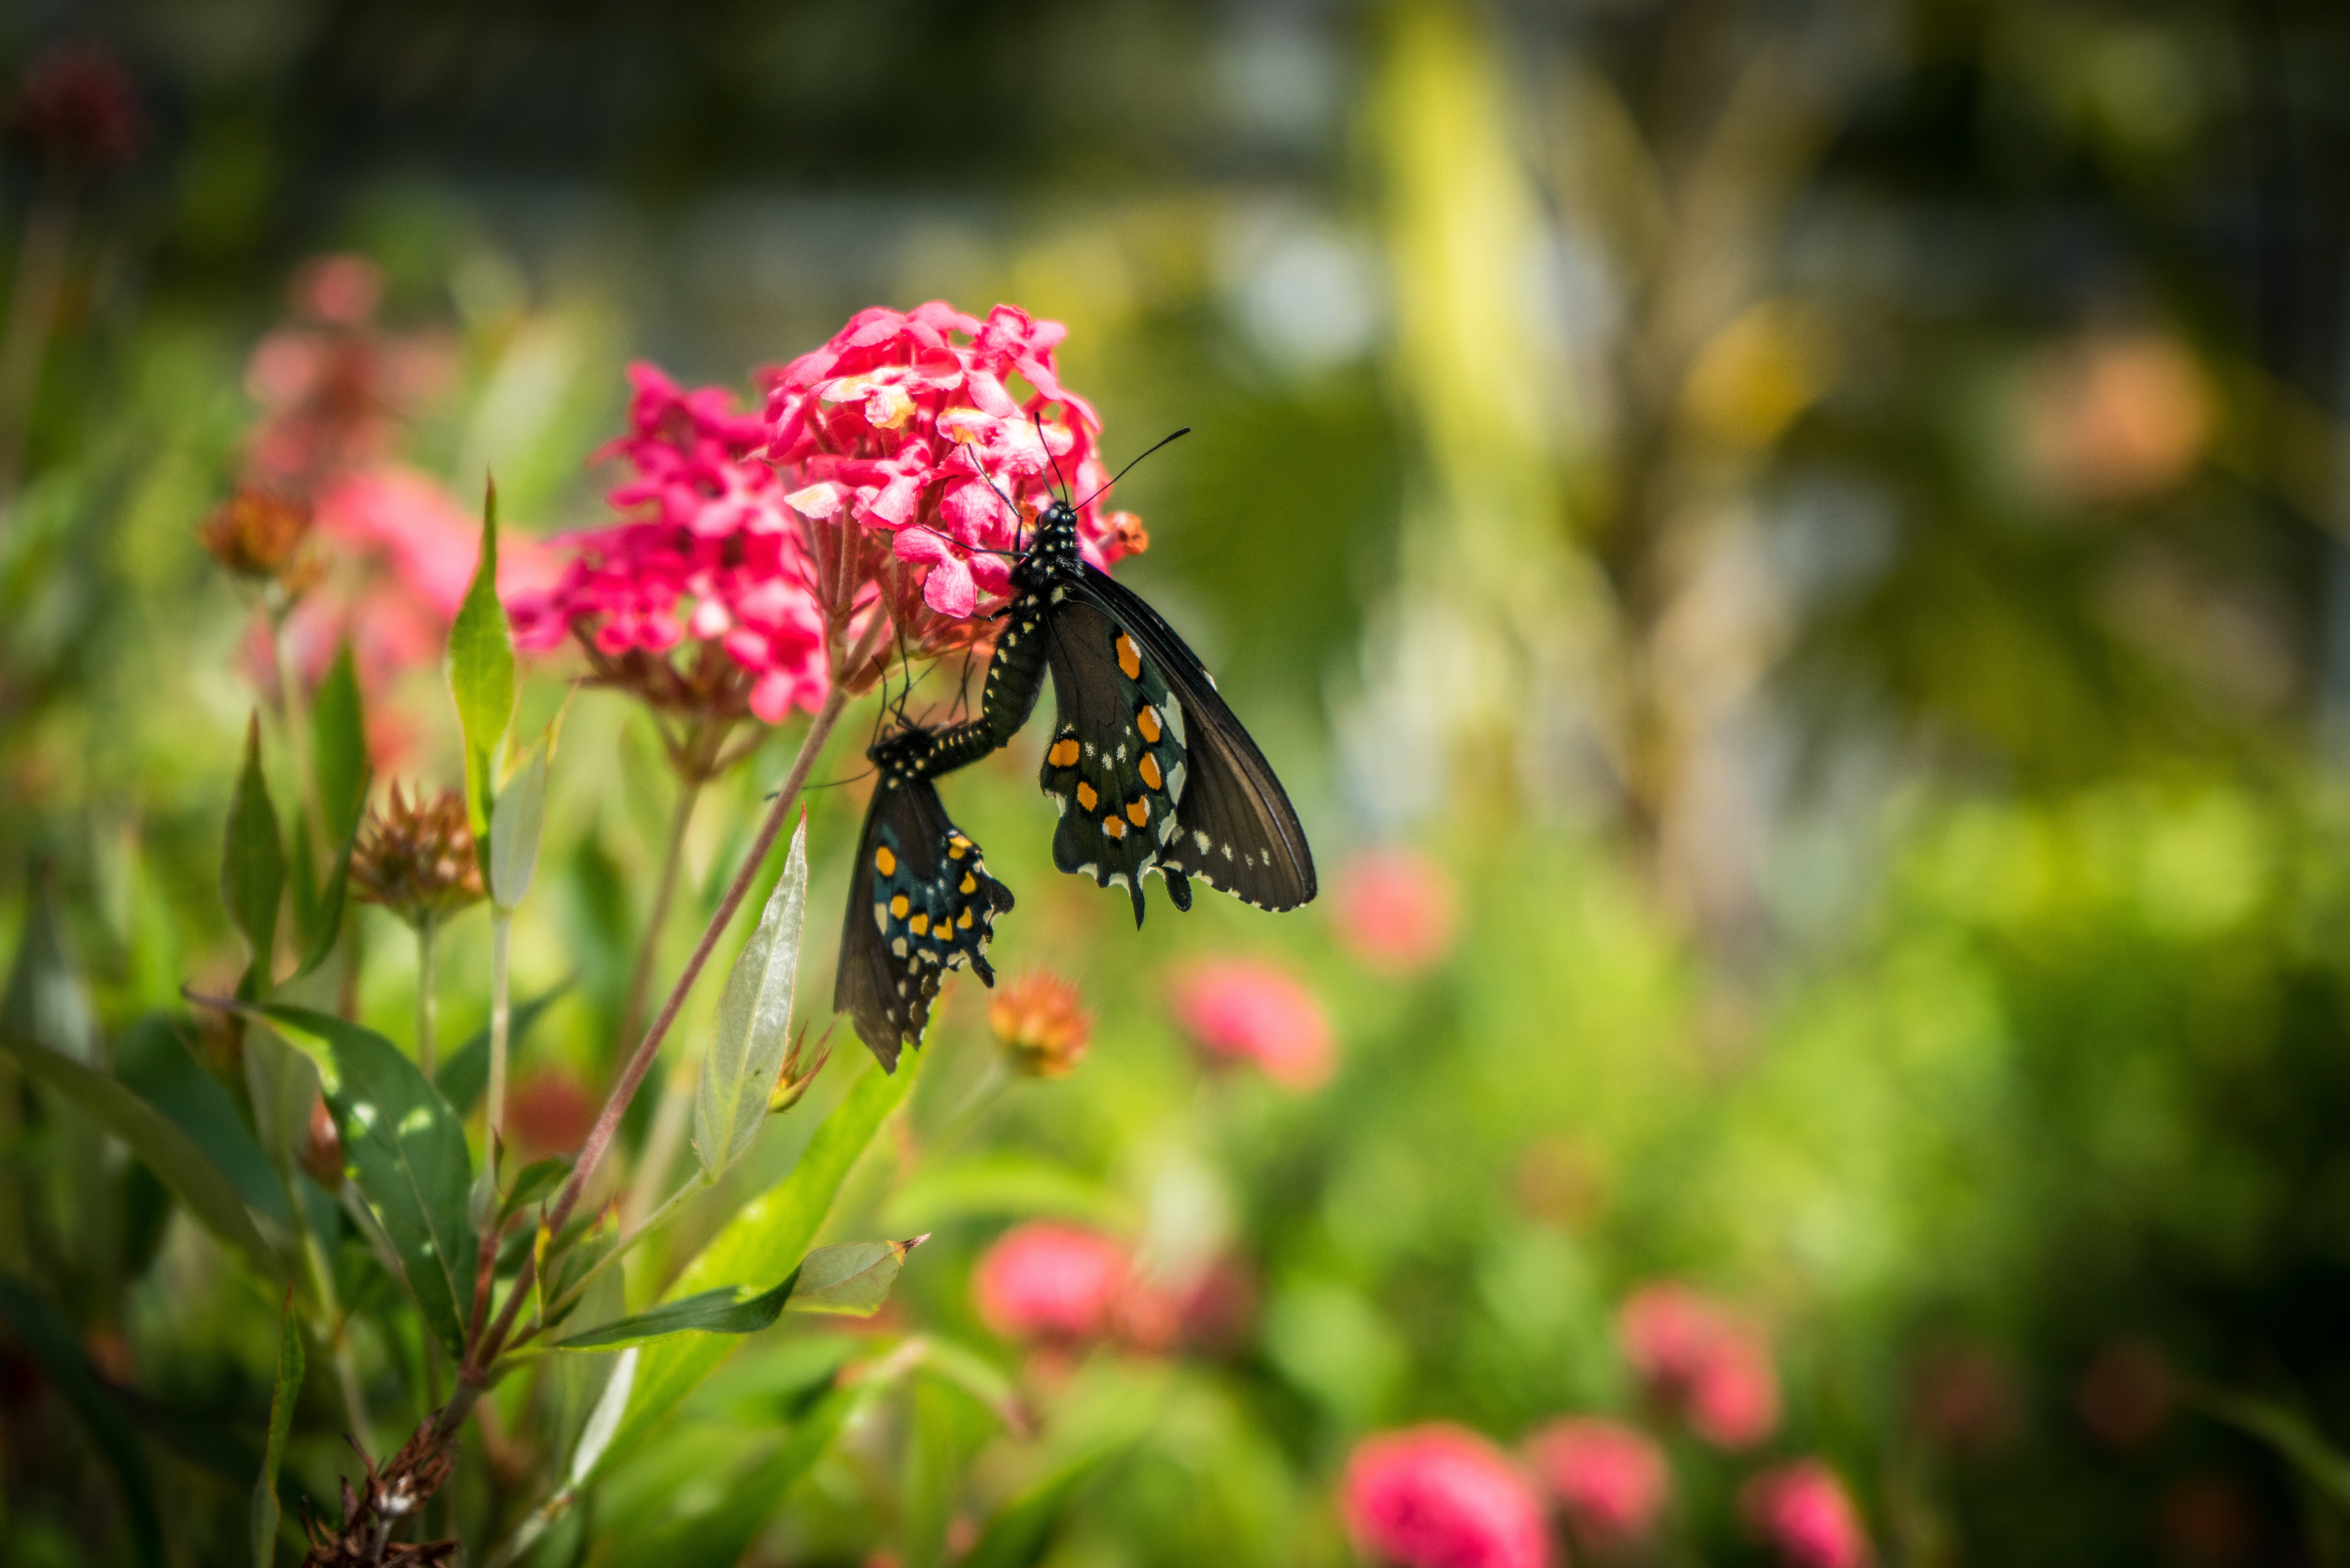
xmin=1033 ymin=409 xmax=1070 ymax=505
xmin=1076 ymin=427 xmax=1191 ymax=513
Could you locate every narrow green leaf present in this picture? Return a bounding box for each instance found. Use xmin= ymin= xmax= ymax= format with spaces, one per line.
xmin=568 ymin=1343 xmax=637 ymax=1487
xmin=2194 ymin=1384 xmax=2350 ymax=1514
xmin=3 ymin=873 xmax=94 ymax=1059
xmin=115 ymin=1016 xmax=288 ymax=1225
xmin=959 ymin=1443 xmax=1127 ymax=1568
xmin=286 ymin=795 xmax=366 ymax=989
xmin=636 ymin=1370 xmax=897 ymax=1565
xmin=488 ymin=737 xmax=549 ymax=910
xmin=693 ymin=816 xmax=809 ymax=1180
xmin=242 ymin=1024 xmax=321 ymax=1183
xmin=0 ymin=1030 xmax=279 ymax=1280
xmin=550 ymin=1277 xmax=797 ymax=1353
xmin=903 ymin=1376 xmax=959 ymax=1568
xmin=550 ymin=1237 xmax=921 ymax=1352
xmin=437 ymin=983 xmax=569 ymax=1116
xmin=255 ymin=1005 xmax=477 ymax=1357
xmin=222 ymin=713 xmax=287 ymax=998
xmin=588 ymin=1050 xmax=922 ymax=1478
xmin=311 ymin=642 xmax=369 ymax=847
xmin=447 ymin=478 xmax=516 ymax=840
xmin=0 ymin=1277 xmax=166 ymax=1566
xmin=500 ymin=1155 xmax=572 ymax=1223
xmin=251 ymin=1286 xmax=304 ymax=1568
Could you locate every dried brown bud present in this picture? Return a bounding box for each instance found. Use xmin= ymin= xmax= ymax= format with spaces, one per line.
xmin=349 ymin=784 xmax=484 ymax=928
xmin=990 ymin=971 xmax=1092 ymax=1078
xmin=199 ymin=487 xmax=320 ymax=594
xmin=298 ymin=1096 xmax=344 ymax=1190
xmin=6 ymin=42 xmax=142 ymax=176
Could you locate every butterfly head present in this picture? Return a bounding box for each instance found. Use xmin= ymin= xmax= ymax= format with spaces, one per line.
xmin=1012 ymin=501 xmax=1084 ymax=591
xmin=868 ymin=725 xmax=933 ymax=778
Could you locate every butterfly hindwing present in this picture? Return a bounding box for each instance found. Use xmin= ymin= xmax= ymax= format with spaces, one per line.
xmin=1055 ymin=569 xmax=1315 ymax=915
xmin=834 ymin=727 xmax=1015 ymax=1070
xmin=1035 ymin=599 xmax=1193 ymax=925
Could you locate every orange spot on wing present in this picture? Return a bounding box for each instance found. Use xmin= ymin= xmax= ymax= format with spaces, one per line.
xmin=1126 ymin=799 xmax=1150 ymax=827
xmin=1103 ymin=814 xmax=1127 ymax=840
xmin=889 ymin=894 xmax=910 ymax=919
xmin=1116 ymin=633 xmax=1142 ymax=680
xmin=1139 ymin=753 xmax=1163 ymax=791
xmin=960 ymin=872 xmax=977 ymax=893
xmin=1076 ymin=781 xmax=1098 ymax=812
xmin=1047 ymin=737 xmax=1080 ymax=767
xmin=908 ymin=912 xmax=930 ymax=935
xmin=875 ymin=845 xmax=896 ymax=876
xmin=958 ymin=907 xmax=974 ymax=928
xmin=1137 ymin=705 xmax=1162 ymax=743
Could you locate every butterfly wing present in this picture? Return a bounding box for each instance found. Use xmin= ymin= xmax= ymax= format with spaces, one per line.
xmin=834 ymin=764 xmax=1015 ymax=1070
xmin=1072 ymin=569 xmax=1316 ymax=912
xmin=1036 ymin=597 xmax=1194 ymax=925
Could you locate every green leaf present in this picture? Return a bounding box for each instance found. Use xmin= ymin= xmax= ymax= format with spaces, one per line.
xmin=223 ymin=713 xmax=287 ymax=999
xmin=488 ymin=735 xmax=549 ymax=910
xmin=883 ymin=1151 xmax=1138 ymax=1235
xmin=286 ymin=800 xmax=366 ymax=989
xmin=242 ymin=1024 xmax=321 ymax=1184
xmin=255 ymin=1005 xmax=477 ymax=1357
xmin=500 ymin=1154 xmax=572 ymax=1223
xmin=959 ymin=1442 xmax=1128 ymax=1568
xmin=788 ymin=1236 xmax=924 ymax=1315
xmin=447 ymin=477 xmax=516 ymax=840
xmin=903 ymin=1376 xmax=959 ymax=1568
xmin=693 ymin=816 xmax=808 ymax=1180
xmin=550 ymin=1238 xmax=921 ymax=1352
xmin=311 ymin=642 xmax=369 ymax=848
xmin=437 ymin=983 xmax=568 ymax=1116
xmin=0 ymin=1276 xmax=166 ymax=1566
xmin=114 ymin=1015 xmax=288 ymax=1225
xmin=251 ymin=1287 xmax=304 ymax=1568
xmin=3 ymin=873 xmax=94 ymax=1059
xmin=587 ymin=1050 xmax=922 ymax=1478
xmin=0 ymin=1029 xmax=280 ymax=1280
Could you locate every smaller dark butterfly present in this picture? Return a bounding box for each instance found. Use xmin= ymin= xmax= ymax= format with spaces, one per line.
xmin=833 ymin=721 xmax=1014 ymax=1070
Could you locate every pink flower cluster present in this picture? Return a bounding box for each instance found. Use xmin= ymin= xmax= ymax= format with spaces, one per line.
xmin=1167 ymin=958 xmax=1336 ymax=1089
xmin=1741 ymin=1462 xmax=1871 ymax=1568
xmin=1524 ymin=1418 xmax=1668 ymax=1547
xmin=511 ymin=302 xmax=1143 ymax=726
xmin=969 ymin=1221 xmax=1252 ymax=1355
xmin=1618 ymin=1281 xmax=1781 ymax=1448
xmin=1343 ymin=1426 xmax=1550 ymax=1568
xmin=763 ymin=301 xmax=1143 ymax=622
xmin=509 ymin=364 xmax=831 ymax=723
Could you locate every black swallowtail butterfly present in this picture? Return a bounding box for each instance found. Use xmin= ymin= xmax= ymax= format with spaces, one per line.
xmin=833 ymin=721 xmax=1014 ymax=1069
xmin=970 ymin=494 xmax=1316 ymax=926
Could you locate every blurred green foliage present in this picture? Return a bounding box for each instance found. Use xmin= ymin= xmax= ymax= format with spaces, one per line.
xmin=4 ymin=0 xmax=2350 ymax=1564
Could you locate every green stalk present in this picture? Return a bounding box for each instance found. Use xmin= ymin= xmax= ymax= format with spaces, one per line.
xmin=414 ymin=915 xmax=439 ymax=1078
xmin=488 ymin=912 xmax=511 ymax=1151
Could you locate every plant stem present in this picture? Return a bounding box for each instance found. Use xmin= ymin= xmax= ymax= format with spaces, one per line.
xmin=618 ymin=776 xmax=703 ymax=1059
xmin=488 ymin=911 xmax=512 ymax=1150
xmin=528 ymin=1176 xmax=704 ymax=1339
xmin=270 ymin=603 xmax=326 ymax=866
xmin=415 ymin=916 xmax=439 ymax=1078
xmin=455 ymin=636 xmax=880 ymax=1412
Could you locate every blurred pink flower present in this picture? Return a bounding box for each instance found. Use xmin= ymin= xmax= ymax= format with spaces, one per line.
xmin=1740 ymin=1461 xmax=1870 ymax=1568
xmin=1618 ymin=1282 xmax=1779 ymax=1449
xmin=1525 ymin=1417 xmax=1669 ymax=1546
xmin=1333 ymin=848 xmax=1459 ymax=974
xmin=1342 ymin=1425 xmax=1550 ymax=1568
xmin=972 ymin=1223 xmax=1132 ymax=1342
xmin=1167 ymin=958 xmax=1335 ymax=1089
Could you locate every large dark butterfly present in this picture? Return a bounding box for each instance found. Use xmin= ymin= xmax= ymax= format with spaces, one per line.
xmin=972 ymin=494 xmax=1316 ymax=926
xmin=833 ymin=721 xmax=1015 ymax=1070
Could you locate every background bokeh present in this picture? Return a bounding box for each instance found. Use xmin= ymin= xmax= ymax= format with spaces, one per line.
xmin=5 ymin=0 xmax=2350 ymax=1564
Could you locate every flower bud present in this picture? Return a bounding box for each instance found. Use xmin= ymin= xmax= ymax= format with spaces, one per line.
xmin=199 ymin=487 xmax=321 ymax=595
xmin=349 ymin=783 xmax=485 ymax=928
xmin=298 ymin=1095 xmax=344 ymax=1190
xmin=990 ymin=971 xmax=1091 ymax=1078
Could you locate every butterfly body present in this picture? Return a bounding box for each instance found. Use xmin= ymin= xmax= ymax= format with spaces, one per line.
xmin=833 ymin=722 xmax=1015 ymax=1069
xmin=984 ymin=501 xmax=1316 ymax=925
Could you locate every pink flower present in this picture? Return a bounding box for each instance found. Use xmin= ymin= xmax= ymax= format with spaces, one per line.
xmin=1617 ymin=1282 xmax=1779 ymax=1449
xmin=507 ymin=365 xmax=835 ymax=725
xmin=1740 ymin=1461 xmax=1870 ymax=1568
xmin=1342 ymin=1425 xmax=1550 ymax=1568
xmin=972 ymin=1223 xmax=1132 ymax=1342
xmin=764 ymin=301 xmax=1142 ymax=640
xmin=1525 ymin=1417 xmax=1669 ymax=1545
xmin=1333 ymin=848 xmax=1459 ymax=974
xmin=1168 ymin=959 xmax=1335 ymax=1089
